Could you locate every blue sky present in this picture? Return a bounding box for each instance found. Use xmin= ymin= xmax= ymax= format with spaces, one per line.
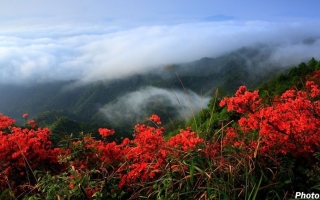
xmin=1 ymin=0 xmax=320 ymax=23
xmin=0 ymin=0 xmax=320 ymax=84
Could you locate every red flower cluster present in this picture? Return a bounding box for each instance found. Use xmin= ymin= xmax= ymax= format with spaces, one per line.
xmin=0 ymin=113 xmax=15 ymax=129
xmin=27 ymin=119 xmax=37 ymax=129
xmin=0 ymin=114 xmax=61 ymax=193
xmin=219 ymin=81 xmax=320 ymax=157
xmin=117 ymin=122 xmax=166 ymax=188
xmin=57 ymin=114 xmax=203 ymax=191
xmin=150 ymin=114 xmax=161 ymax=125
xmin=167 ymin=127 xmax=204 ymax=151
xmin=98 ymin=128 xmax=115 ymax=138
xmin=117 ymin=118 xmax=204 ymax=189
xmin=219 ymin=86 xmax=261 ymax=114
xmin=306 ymin=81 xmax=320 ymax=97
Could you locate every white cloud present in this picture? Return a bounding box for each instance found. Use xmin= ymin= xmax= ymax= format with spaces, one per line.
xmin=0 ymin=21 xmax=320 ymax=84
xmin=100 ymin=86 xmax=211 ymax=125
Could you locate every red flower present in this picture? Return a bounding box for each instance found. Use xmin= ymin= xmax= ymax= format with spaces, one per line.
xmin=150 ymin=114 xmax=161 ymax=125
xmin=98 ymin=128 xmax=115 ymax=138
xmin=233 ymin=142 xmax=241 ymax=147
xmin=306 ymin=81 xmax=320 ymax=97
xmin=27 ymin=119 xmax=36 ymax=128
xmin=0 ymin=114 xmax=15 ymax=129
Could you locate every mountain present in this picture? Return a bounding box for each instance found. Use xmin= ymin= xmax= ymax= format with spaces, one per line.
xmin=0 ymin=44 xmax=303 ymax=134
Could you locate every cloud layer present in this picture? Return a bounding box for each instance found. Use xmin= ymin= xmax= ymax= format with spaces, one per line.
xmin=1 ymin=21 xmax=320 ymax=84
xmin=99 ymin=86 xmax=211 ymax=125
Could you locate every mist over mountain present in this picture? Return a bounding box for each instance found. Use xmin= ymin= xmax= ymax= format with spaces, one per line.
xmin=0 ymin=42 xmax=316 ymax=129
xmin=99 ymin=86 xmax=210 ymax=127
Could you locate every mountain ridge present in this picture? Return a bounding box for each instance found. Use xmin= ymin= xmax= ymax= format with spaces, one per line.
xmin=0 ymin=44 xmax=305 ymax=130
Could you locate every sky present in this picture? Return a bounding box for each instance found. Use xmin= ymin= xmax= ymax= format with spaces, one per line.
xmin=1 ymin=0 xmax=320 ymax=84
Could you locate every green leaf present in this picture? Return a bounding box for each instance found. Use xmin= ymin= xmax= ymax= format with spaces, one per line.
xmin=190 ymin=159 xmax=195 ymax=186
xmin=284 ymin=180 xmax=292 ymax=184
